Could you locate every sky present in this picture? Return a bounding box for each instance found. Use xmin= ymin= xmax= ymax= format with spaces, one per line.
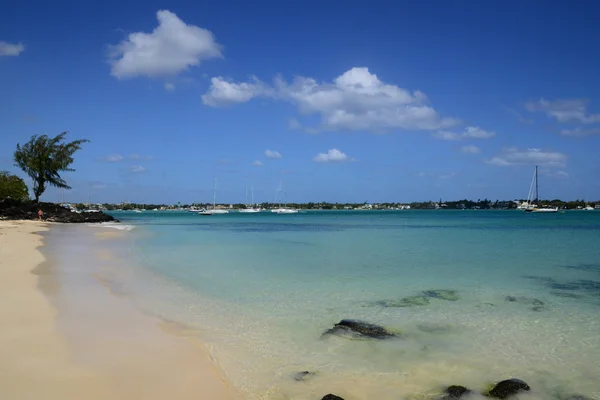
xmin=1 ymin=0 xmax=600 ymax=204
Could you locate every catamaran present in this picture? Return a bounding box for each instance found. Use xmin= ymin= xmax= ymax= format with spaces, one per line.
xmin=239 ymin=186 xmax=260 ymax=213
xmin=520 ymin=166 xmax=558 ymax=213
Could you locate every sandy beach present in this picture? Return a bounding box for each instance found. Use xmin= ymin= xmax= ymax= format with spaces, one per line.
xmin=0 ymin=220 xmax=241 ymax=400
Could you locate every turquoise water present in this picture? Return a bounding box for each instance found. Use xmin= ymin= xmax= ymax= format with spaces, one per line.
xmin=98 ymin=210 xmax=600 ymax=400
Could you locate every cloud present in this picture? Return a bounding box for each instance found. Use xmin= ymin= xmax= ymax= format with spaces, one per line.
xmin=202 ymin=67 xmax=459 ymax=132
xmin=130 ymin=165 xmax=147 ymax=173
xmin=265 ymin=149 xmax=282 ymax=159
xmin=129 ymin=153 xmax=153 ymax=161
xmin=525 ymin=98 xmax=600 ymax=124
xmin=461 ymin=145 xmax=481 ymax=154
xmin=108 ymin=10 xmax=222 ymax=79
xmin=201 ymin=76 xmax=268 ymax=106
xmin=164 ymin=82 xmax=175 ymax=91
xmin=100 ymin=154 xmax=124 ymax=162
xmin=288 ymin=118 xmax=301 ymax=130
xmin=0 ymin=41 xmax=25 ymax=56
xmin=252 ymin=160 xmax=263 ymax=167
xmin=486 ymin=147 xmax=566 ymax=167
xmin=560 ymin=127 xmax=600 ymax=137
xmin=548 ymin=170 xmax=569 ymax=179
xmin=313 ymin=148 xmax=353 ymax=163
xmin=434 ymin=126 xmax=495 ymax=141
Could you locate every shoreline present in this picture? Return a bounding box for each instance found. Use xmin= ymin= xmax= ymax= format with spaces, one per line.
xmin=0 ymin=221 xmax=241 ymax=400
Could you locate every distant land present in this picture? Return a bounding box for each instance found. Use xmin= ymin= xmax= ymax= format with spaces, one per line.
xmin=63 ymin=199 xmax=598 ymax=211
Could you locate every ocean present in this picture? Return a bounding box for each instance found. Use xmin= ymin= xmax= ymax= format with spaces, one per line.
xmin=71 ymin=210 xmax=600 ymax=399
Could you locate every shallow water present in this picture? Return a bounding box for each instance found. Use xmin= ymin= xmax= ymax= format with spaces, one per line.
xmin=90 ymin=210 xmax=600 ymax=399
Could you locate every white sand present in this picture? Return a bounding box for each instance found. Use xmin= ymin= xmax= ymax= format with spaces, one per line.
xmin=0 ymin=220 xmax=242 ymax=400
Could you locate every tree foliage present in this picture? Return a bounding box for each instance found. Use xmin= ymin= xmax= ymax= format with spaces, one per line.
xmin=14 ymin=132 xmax=89 ymax=202
xmin=0 ymin=171 xmax=29 ymax=201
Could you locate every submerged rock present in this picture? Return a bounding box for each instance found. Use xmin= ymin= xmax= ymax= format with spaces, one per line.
xmin=374 ymin=295 xmax=431 ymax=307
xmin=293 ymin=371 xmax=315 ymax=381
xmin=550 ymin=291 xmax=584 ymax=299
xmin=322 ymin=395 xmax=345 ymax=400
xmin=322 ymin=319 xmax=398 ymax=339
xmin=484 ymin=378 xmax=530 ymax=399
xmin=423 ymin=289 xmax=460 ymax=301
xmin=439 ymin=385 xmax=471 ymax=399
xmin=505 ymin=296 xmax=545 ymax=311
xmin=417 ymin=322 xmax=452 ymax=334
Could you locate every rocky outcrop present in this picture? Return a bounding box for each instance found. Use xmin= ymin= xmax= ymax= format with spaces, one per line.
xmin=484 ymin=378 xmax=530 ymax=399
xmin=0 ymin=199 xmax=117 ymax=223
xmin=439 ymin=385 xmax=471 ymax=399
xmin=321 ymin=395 xmax=345 ymax=400
xmin=322 ymin=319 xmax=398 ymax=340
xmin=505 ymin=296 xmax=545 ymax=312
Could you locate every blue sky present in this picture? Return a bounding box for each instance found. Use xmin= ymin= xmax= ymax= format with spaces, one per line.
xmin=2 ymin=0 xmax=600 ymax=204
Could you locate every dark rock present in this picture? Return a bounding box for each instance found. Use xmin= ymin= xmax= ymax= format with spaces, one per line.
xmin=0 ymin=199 xmax=117 ymax=224
xmin=485 ymin=378 xmax=530 ymax=399
xmin=293 ymin=371 xmax=315 ymax=381
xmin=549 ymin=283 xmax=581 ymax=291
xmin=322 ymin=319 xmax=398 ymax=339
xmin=423 ymin=289 xmax=460 ymax=301
xmin=322 ymin=395 xmax=345 ymax=400
xmin=440 ymin=385 xmax=471 ymax=399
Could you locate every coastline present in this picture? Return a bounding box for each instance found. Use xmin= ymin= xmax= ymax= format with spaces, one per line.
xmin=0 ymin=221 xmax=241 ymax=400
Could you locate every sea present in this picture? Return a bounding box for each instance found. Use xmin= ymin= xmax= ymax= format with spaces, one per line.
xmin=56 ymin=210 xmax=600 ymax=399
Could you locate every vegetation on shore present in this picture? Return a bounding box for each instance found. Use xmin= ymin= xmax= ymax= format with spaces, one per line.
xmin=14 ymin=132 xmax=88 ymax=202
xmin=0 ymin=171 xmax=29 ymax=201
xmin=69 ymin=198 xmax=598 ymax=211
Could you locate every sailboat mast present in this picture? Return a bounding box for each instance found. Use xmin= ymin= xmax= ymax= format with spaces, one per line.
xmin=245 ymin=185 xmax=248 ymax=207
xmin=251 ymin=186 xmax=254 ymax=206
xmin=535 ymin=165 xmax=539 ymax=203
xmin=213 ymin=178 xmax=217 ymax=209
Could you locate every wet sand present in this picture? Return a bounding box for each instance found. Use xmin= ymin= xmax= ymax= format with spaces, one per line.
xmin=0 ymin=221 xmax=241 ymax=400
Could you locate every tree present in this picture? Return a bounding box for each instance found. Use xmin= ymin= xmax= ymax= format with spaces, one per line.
xmin=14 ymin=132 xmax=89 ymax=202
xmin=0 ymin=171 xmax=29 ymax=201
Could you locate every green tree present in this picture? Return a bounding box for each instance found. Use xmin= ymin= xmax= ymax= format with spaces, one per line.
xmin=14 ymin=132 xmax=89 ymax=202
xmin=0 ymin=171 xmax=29 ymax=201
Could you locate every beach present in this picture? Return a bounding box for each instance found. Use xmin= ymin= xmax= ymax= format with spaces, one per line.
xmin=0 ymin=220 xmax=240 ymax=400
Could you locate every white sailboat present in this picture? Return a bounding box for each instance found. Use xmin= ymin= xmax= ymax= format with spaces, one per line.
xmin=521 ymin=166 xmax=558 ymax=213
xmin=271 ymin=180 xmax=298 ymax=214
xmin=210 ymin=178 xmax=229 ymax=214
xmin=239 ymin=186 xmax=260 ymax=213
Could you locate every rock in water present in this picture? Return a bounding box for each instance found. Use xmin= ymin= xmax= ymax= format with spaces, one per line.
xmin=322 ymin=395 xmax=345 ymax=400
xmin=423 ymin=289 xmax=460 ymax=301
xmin=504 ymin=296 xmax=545 ymax=311
xmin=322 ymin=319 xmax=398 ymax=339
xmin=485 ymin=379 xmax=530 ymax=399
xmin=440 ymin=385 xmax=471 ymax=399
xmin=293 ymin=371 xmax=315 ymax=381
xmin=374 ymin=295 xmax=431 ymax=307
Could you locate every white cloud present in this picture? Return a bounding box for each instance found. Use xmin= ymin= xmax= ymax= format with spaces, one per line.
xmin=548 ymin=170 xmax=569 ymax=178
xmin=560 ymin=127 xmax=600 ymax=137
xmin=130 ymin=165 xmax=147 ymax=173
xmin=313 ymin=148 xmax=353 ymax=163
xmin=434 ymin=126 xmax=495 ymax=141
xmin=288 ymin=118 xmax=301 ymax=130
xmin=252 ymin=160 xmax=263 ymax=167
xmin=202 ymin=67 xmax=459 ymax=132
xmin=265 ymin=149 xmax=282 ymax=159
xmin=0 ymin=41 xmax=25 ymax=56
xmin=461 ymin=145 xmax=481 ymax=154
xmin=201 ymin=76 xmax=267 ymax=106
xmin=108 ymin=10 xmax=222 ymax=79
xmin=101 ymin=154 xmax=124 ymax=162
xmin=487 ymin=147 xmax=566 ymax=167
xmin=164 ymin=82 xmax=175 ymax=91
xmin=525 ymin=98 xmax=600 ymax=124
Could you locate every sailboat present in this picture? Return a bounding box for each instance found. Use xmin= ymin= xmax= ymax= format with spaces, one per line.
xmin=521 ymin=166 xmax=558 ymax=213
xmin=209 ymin=178 xmax=229 ymax=214
xmin=271 ymin=180 xmax=298 ymax=214
xmin=239 ymin=186 xmax=260 ymax=213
